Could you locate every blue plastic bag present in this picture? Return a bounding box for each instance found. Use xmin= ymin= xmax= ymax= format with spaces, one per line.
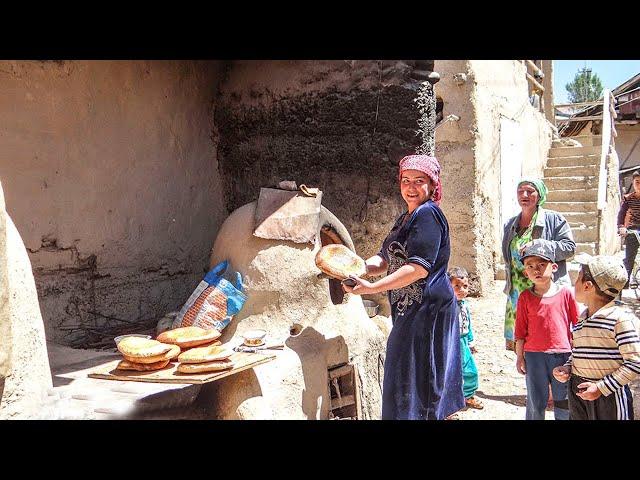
xmin=172 ymin=260 xmax=247 ymax=332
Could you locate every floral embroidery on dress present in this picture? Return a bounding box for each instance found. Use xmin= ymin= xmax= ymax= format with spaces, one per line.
xmin=387 ymin=241 xmax=424 ymax=316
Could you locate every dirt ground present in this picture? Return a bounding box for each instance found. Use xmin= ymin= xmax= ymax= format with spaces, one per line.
xmin=456 ymin=280 xmax=640 ymax=421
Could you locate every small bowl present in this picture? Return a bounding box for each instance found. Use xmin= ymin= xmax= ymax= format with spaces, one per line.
xmin=362 ymin=300 xmax=379 ymax=318
xmin=242 ymin=329 xmax=267 ymax=347
xmin=114 ymin=334 xmax=152 ymax=346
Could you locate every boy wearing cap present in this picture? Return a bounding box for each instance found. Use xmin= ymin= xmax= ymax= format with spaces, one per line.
xmin=552 ymin=255 xmax=640 ymax=420
xmin=514 ymin=243 xmax=579 ymax=420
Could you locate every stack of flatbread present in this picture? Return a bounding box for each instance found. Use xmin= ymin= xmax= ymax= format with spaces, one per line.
xmin=158 ymin=326 xmax=234 ymax=374
xmin=114 ymin=327 xmax=234 ymax=374
xmin=176 ymin=343 xmax=234 ymax=373
xmin=115 ymin=337 xmax=180 ymax=372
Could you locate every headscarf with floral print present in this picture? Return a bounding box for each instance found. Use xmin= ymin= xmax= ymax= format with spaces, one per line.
xmin=398 ymin=155 xmax=442 ymax=205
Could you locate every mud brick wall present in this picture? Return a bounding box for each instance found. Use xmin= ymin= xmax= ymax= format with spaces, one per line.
xmin=216 ymin=60 xmax=433 ymax=263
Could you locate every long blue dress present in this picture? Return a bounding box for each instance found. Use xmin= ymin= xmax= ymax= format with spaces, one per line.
xmin=379 ymin=200 xmax=464 ymax=420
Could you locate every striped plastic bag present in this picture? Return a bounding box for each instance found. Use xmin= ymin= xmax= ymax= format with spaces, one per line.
xmin=172 ymin=260 xmax=247 ymax=332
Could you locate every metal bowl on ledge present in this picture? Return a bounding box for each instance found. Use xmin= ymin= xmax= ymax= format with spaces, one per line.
xmin=362 ymin=300 xmax=379 ymax=318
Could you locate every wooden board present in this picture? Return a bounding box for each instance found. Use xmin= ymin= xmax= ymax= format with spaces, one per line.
xmin=88 ymin=351 xmax=276 ymax=384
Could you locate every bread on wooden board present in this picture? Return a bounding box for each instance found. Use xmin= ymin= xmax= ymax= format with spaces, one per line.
xmin=116 ymin=359 xmax=170 ymax=371
xmin=117 ymin=336 xmax=173 ymax=358
xmin=177 ymin=358 xmax=234 ymax=374
xmin=122 ymin=344 xmax=180 ymax=364
xmin=157 ymin=326 xmax=221 ymax=348
xmin=178 ymin=344 xmax=232 ymax=364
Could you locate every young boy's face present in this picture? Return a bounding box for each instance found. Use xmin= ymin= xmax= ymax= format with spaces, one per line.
xmin=523 ymin=255 xmax=557 ymax=284
xmin=633 ymin=176 xmax=640 ymax=194
xmin=574 ymin=270 xmax=587 ymax=303
xmin=450 ymin=276 xmax=469 ymax=300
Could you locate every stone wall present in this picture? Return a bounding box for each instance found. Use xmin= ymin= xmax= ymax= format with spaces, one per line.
xmin=0 ymin=61 xmax=227 ymax=346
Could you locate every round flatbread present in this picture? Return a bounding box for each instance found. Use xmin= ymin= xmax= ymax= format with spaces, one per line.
xmin=178 ymin=344 xmax=232 ymax=364
xmin=180 ymin=340 xmax=221 ymax=352
xmin=156 ymin=326 xmax=221 ymax=348
xmin=315 ymin=244 xmax=366 ymax=281
xmin=177 ymin=358 xmax=234 ymax=374
xmin=116 ymin=359 xmax=170 ymax=371
xmin=122 ymin=344 xmax=180 ymax=364
xmin=117 ymin=336 xmax=173 ymax=358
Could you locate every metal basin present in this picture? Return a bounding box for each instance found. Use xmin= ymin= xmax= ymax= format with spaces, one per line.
xmin=362 ymin=300 xmax=379 ymax=318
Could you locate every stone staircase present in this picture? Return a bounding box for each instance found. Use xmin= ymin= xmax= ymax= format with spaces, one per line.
xmin=495 ymin=135 xmax=604 ymax=283
xmin=543 ymin=136 xmax=603 ymax=282
xmin=544 ymin=135 xmax=602 ymax=257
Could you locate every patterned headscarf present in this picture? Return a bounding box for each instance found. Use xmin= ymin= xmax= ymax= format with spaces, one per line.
xmin=518 ymin=178 xmax=547 ymax=206
xmin=398 ymin=155 xmax=442 ymax=205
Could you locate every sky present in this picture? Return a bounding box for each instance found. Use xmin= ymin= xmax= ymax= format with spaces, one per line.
xmin=553 ymin=60 xmax=640 ymax=104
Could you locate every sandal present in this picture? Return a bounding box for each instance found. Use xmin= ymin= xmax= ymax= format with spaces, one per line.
xmin=465 ymin=396 xmax=484 ymax=410
xmin=445 ymin=413 xmax=460 ymax=420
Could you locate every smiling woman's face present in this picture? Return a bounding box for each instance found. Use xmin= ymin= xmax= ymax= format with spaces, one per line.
xmin=400 ymin=169 xmax=433 ymax=212
xmin=517 ymin=183 xmax=539 ymax=210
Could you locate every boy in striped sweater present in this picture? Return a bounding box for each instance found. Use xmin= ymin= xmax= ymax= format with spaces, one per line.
xmin=553 ymin=254 xmax=640 ymax=420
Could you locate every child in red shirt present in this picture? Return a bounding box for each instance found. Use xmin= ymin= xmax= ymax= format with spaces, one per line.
xmin=515 ymin=243 xmax=579 ymax=420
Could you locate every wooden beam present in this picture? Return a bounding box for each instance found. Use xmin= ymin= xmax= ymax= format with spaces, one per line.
xmin=353 ymin=365 xmax=362 ymax=420
xmin=557 ymin=115 xmax=603 ymax=122
xmin=526 ymin=72 xmax=545 ymax=93
xmin=526 ymin=60 xmax=543 ymax=78
xmin=330 ymin=394 xmax=355 ymax=409
xmin=554 ymin=100 xmax=603 ymax=108
xmin=328 ymin=364 xmax=353 ymax=380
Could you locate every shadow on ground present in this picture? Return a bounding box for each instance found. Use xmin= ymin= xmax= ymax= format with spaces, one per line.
xmin=475 ymin=390 xmax=527 ymax=407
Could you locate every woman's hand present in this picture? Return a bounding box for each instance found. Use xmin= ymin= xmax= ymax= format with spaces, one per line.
xmin=518 ymin=241 xmax=534 ymax=256
xmin=342 ymin=276 xmax=376 ymax=295
xmin=552 ymin=365 xmax=571 ymax=383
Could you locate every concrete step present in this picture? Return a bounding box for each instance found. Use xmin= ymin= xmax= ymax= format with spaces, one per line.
xmin=547 ymin=188 xmax=598 ymax=202
xmin=551 ymin=135 xmax=602 ymax=148
xmin=563 ymin=211 xmax=597 ymax=227
xmin=572 ymin=225 xmax=598 ymax=243
xmin=575 ymin=242 xmax=597 ymax=255
xmin=544 ymin=164 xmax=598 ymax=177
xmin=544 ymin=201 xmax=597 ymax=213
xmin=543 ymin=175 xmax=598 ymax=191
xmin=547 ymin=154 xmax=599 ymax=168
xmin=549 ymin=145 xmax=601 ymax=158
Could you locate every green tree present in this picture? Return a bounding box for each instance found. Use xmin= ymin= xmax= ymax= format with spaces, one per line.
xmin=565 ymin=67 xmax=604 ymax=103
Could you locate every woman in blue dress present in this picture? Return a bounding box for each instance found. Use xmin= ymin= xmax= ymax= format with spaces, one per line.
xmin=344 ymin=155 xmax=464 ymax=420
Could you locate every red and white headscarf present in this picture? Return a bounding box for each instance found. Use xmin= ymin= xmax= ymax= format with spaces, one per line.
xmin=398 ymin=155 xmax=442 ymax=205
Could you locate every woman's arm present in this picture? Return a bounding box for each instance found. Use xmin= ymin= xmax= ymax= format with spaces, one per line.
xmin=365 ymin=255 xmax=388 ymax=277
xmin=530 ymin=212 xmax=576 ymax=262
xmin=344 ymin=263 xmax=427 ymax=295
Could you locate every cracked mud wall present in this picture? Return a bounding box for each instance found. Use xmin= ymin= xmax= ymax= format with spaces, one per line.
xmin=435 ymin=60 xmax=552 ymax=294
xmin=0 ymin=61 xmax=227 ymax=346
xmin=216 ymin=61 xmax=431 ymax=271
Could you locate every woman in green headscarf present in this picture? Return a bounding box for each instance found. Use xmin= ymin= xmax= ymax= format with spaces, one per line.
xmin=501 ymin=179 xmax=576 ymax=351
